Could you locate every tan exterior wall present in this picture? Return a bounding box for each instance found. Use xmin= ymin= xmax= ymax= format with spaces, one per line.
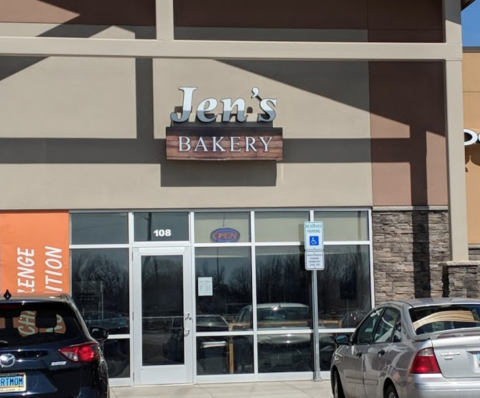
xmin=153 ymin=59 xmax=372 ymax=209
xmin=0 ymin=57 xmax=373 ymax=210
xmin=464 ymin=52 xmax=480 ymax=244
xmin=0 ymin=1 xmax=450 ymax=211
xmin=0 ymin=0 xmax=155 ymax=25
xmin=370 ymin=62 xmax=448 ymax=206
xmin=0 ymin=28 xmax=138 ymax=139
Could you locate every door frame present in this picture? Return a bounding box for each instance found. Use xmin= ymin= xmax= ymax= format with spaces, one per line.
xmin=132 ymin=246 xmax=194 ymax=385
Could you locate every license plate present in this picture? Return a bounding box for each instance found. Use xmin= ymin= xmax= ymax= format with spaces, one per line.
xmin=0 ymin=373 xmax=26 ymax=393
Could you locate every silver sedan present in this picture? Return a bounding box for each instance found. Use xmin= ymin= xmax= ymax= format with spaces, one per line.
xmin=330 ymin=298 xmax=480 ymax=398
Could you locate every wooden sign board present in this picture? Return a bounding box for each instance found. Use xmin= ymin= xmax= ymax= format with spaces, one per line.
xmin=166 ymin=126 xmax=283 ymax=161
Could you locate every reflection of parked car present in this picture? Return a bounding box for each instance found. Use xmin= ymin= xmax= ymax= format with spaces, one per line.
xmin=196 ymin=315 xmax=230 ymax=374
xmin=83 ymin=311 xmax=129 ymax=334
xmin=163 ymin=314 xmax=230 ymax=366
xmin=331 ymin=298 xmax=480 ymax=398
xmin=234 ymin=303 xmax=310 ymax=330
xmin=233 ymin=303 xmax=337 ymax=372
xmin=197 ymin=315 xmax=229 ymax=332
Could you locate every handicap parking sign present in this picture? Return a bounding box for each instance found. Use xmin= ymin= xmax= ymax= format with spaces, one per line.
xmin=304 ymin=222 xmax=324 ymax=251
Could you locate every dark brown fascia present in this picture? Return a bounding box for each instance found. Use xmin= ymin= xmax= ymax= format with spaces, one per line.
xmin=463 ymin=0 xmax=477 ymax=10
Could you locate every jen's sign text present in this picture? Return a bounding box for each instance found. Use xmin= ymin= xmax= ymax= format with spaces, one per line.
xmin=170 ymin=87 xmax=277 ymax=123
xmin=167 ymin=87 xmax=283 ymax=161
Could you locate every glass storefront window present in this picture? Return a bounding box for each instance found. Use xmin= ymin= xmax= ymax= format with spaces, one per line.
xmin=257 ymin=332 xmax=349 ymax=373
xmin=197 ymin=336 xmax=253 ymax=375
xmin=317 ymin=245 xmax=371 ymax=329
xmin=71 ymin=249 xmax=129 ymax=334
xmin=141 ymin=255 xmax=184 ymax=366
xmin=314 ymin=211 xmax=369 ymax=241
xmin=70 ymin=209 xmax=373 ymax=381
xmin=195 ymin=212 xmax=250 ymax=243
xmin=258 ymin=333 xmax=312 ymax=373
xmin=195 ymin=247 xmax=252 ymax=330
xmin=134 ymin=212 xmax=189 ymax=242
xmin=255 ymin=212 xmax=309 ymax=242
xmin=103 ymin=339 xmax=130 ymax=378
xmin=71 ymin=213 xmax=128 ymax=244
xmin=256 ymin=247 xmax=310 ymax=329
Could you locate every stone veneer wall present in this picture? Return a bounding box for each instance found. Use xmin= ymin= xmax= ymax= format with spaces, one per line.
xmin=372 ymin=209 xmax=450 ymax=303
xmin=469 ymin=246 xmax=480 ymax=261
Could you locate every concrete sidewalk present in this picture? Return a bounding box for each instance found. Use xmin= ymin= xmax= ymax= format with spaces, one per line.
xmin=111 ymin=380 xmax=333 ymax=398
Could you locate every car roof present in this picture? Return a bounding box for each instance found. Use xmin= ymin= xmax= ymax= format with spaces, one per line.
xmin=0 ymin=293 xmax=72 ymax=305
xmin=257 ymin=302 xmax=309 ymax=309
xmin=381 ymin=297 xmax=480 ymax=309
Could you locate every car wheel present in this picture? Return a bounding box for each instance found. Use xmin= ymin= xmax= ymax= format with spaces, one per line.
xmin=332 ymin=370 xmax=346 ymax=398
xmin=385 ymin=385 xmax=399 ymax=398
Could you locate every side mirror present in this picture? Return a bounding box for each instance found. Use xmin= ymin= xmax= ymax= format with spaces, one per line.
xmin=89 ymin=326 xmax=109 ymax=342
xmin=335 ymin=335 xmax=350 ymax=346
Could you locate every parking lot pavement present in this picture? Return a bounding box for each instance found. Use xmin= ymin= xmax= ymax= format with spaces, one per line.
xmin=111 ymin=380 xmax=333 ymax=398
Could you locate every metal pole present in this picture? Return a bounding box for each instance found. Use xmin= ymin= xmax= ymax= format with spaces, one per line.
xmin=312 ymin=269 xmax=320 ymax=381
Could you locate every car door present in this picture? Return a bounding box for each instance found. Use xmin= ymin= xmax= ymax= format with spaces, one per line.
xmin=340 ymin=308 xmax=383 ymax=398
xmin=362 ymin=307 xmax=401 ymax=398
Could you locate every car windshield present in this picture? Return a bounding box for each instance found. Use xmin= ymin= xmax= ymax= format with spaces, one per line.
xmin=0 ymin=302 xmax=83 ymax=347
xmin=410 ymin=304 xmax=480 ymax=335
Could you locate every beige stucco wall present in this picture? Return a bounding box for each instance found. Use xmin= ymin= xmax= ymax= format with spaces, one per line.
xmin=0 ymin=54 xmax=373 ymax=210
xmin=152 ymin=59 xmax=372 ymax=209
xmin=0 ymin=26 xmax=138 ymax=139
xmin=0 ymin=0 xmax=450 ymax=211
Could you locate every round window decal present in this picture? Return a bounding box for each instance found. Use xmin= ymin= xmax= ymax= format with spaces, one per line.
xmin=210 ymin=228 xmax=240 ymax=243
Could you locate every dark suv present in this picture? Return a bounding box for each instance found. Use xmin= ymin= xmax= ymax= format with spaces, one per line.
xmin=0 ymin=293 xmax=109 ymax=398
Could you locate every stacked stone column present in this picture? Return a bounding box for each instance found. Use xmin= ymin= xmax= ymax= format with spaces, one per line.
xmin=372 ymin=208 xmax=449 ymax=302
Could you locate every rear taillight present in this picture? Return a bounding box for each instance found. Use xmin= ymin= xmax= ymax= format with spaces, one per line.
xmin=411 ymin=348 xmax=441 ymax=374
xmin=59 ymin=342 xmax=100 ymax=363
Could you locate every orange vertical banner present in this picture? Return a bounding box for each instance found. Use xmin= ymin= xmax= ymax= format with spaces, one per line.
xmin=0 ymin=212 xmax=70 ymax=296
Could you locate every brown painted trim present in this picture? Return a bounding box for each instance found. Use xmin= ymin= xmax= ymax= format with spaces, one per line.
xmin=174 ymin=0 xmax=368 ymax=29
xmin=166 ymin=126 xmax=283 ymax=161
xmin=368 ymin=30 xmax=443 ymax=43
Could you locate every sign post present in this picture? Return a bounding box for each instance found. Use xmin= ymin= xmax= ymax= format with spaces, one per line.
xmin=304 ymin=222 xmax=324 ymax=382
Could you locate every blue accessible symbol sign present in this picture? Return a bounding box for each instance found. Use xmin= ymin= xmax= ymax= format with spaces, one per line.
xmin=304 ymin=222 xmax=324 ymax=251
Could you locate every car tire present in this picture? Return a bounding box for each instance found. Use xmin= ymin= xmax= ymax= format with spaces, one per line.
xmin=385 ymin=385 xmax=399 ymax=398
xmin=332 ymin=370 xmax=346 ymax=398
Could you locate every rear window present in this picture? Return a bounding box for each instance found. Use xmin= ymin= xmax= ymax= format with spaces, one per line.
xmin=0 ymin=302 xmax=83 ymax=347
xmin=410 ymin=305 xmax=480 ymax=335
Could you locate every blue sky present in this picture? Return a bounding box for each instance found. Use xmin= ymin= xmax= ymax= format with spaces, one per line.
xmin=463 ymin=1 xmax=480 ymax=46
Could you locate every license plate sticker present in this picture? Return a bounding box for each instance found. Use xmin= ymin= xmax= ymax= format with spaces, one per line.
xmin=0 ymin=373 xmax=26 ymax=393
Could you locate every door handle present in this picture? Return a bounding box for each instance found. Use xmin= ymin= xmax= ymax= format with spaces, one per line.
xmin=184 ymin=328 xmax=190 ymax=336
xmin=378 ymin=349 xmax=386 ymax=357
xmin=184 ymin=313 xmax=192 ymax=321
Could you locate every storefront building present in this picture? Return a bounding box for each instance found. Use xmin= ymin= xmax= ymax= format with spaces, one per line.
xmin=464 ymin=49 xmax=480 ymax=257
xmin=0 ymin=0 xmax=474 ymax=386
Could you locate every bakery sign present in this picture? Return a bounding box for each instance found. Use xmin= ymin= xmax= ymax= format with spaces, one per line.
xmin=166 ymin=87 xmax=283 ymax=161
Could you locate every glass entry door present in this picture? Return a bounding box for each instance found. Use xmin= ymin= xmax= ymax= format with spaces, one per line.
xmin=132 ymin=247 xmax=193 ymax=385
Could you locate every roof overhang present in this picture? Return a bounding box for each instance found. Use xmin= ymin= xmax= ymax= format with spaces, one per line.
xmin=463 ymin=0 xmax=477 ymax=9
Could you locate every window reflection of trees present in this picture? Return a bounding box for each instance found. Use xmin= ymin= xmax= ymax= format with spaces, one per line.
xmin=71 ymin=250 xmax=129 ymax=330
xmin=317 ymin=246 xmax=370 ymax=326
xmin=256 ymin=253 xmax=309 ymax=306
xmin=195 ymin=255 xmax=252 ymax=321
xmin=141 ymin=256 xmax=183 ymax=318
